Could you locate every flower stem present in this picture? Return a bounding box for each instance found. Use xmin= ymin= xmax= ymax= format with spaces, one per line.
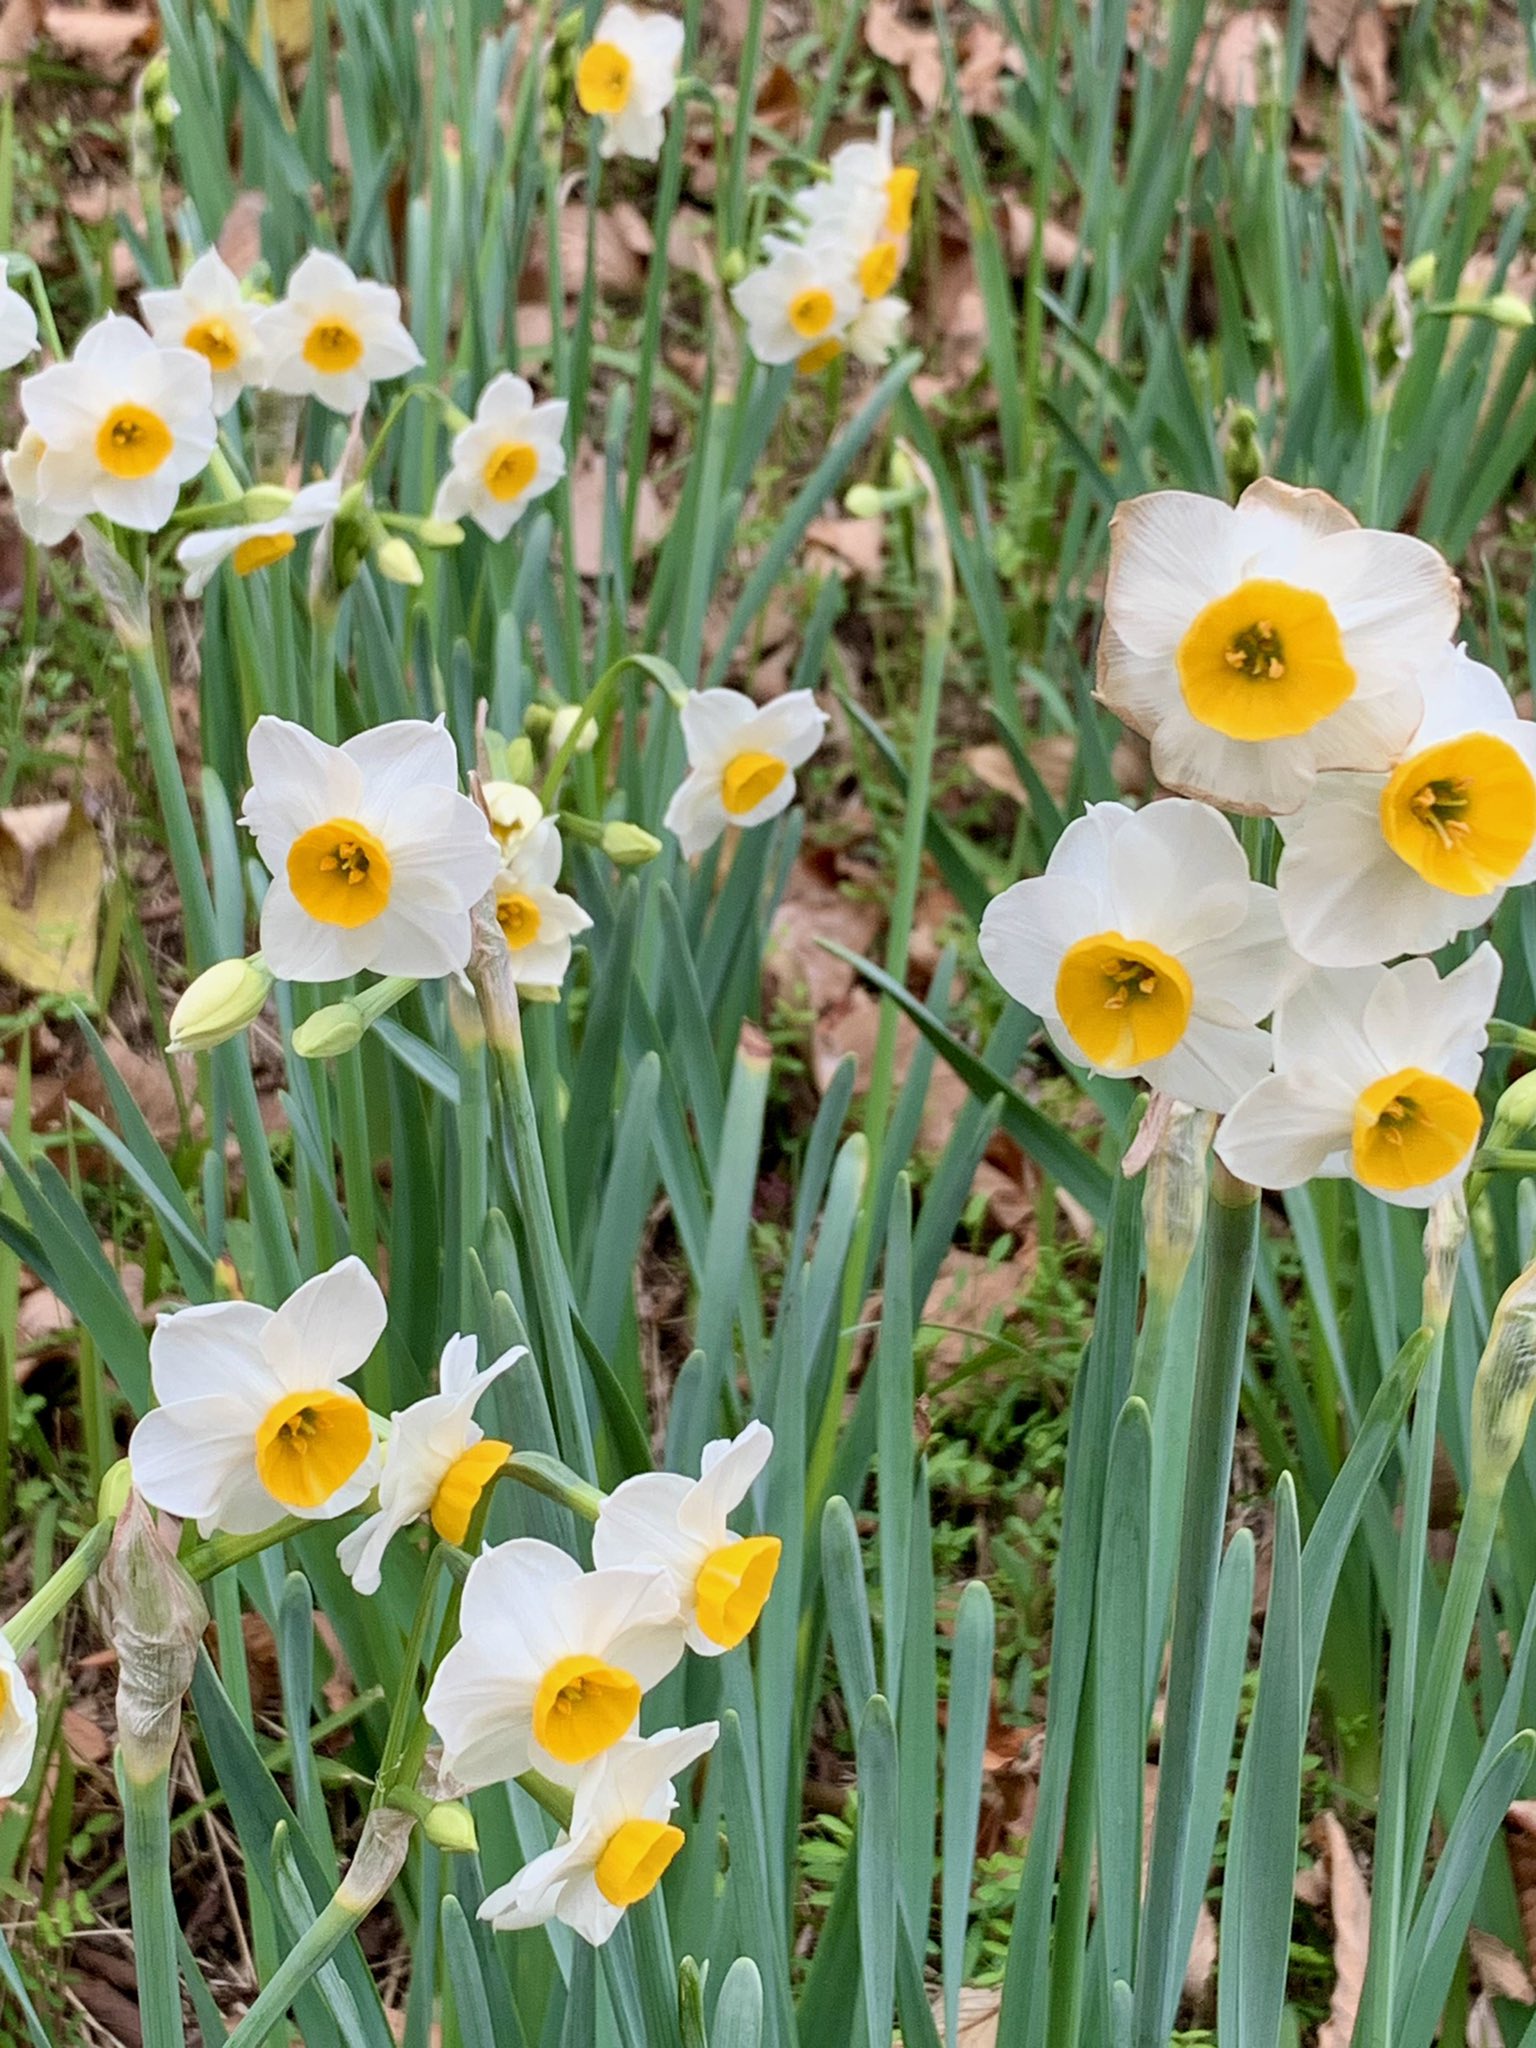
xmin=118 ymin=1752 xmax=185 ymax=2048
xmin=5 ymin=1516 xmax=113 ymax=1654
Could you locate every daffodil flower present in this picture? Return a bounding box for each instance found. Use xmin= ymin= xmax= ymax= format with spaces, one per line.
xmin=256 ymin=251 xmax=423 ymax=415
xmin=0 ymin=276 xmax=39 ymax=372
xmin=979 ymin=798 xmax=1295 ymax=1112
xmin=575 ymin=4 xmax=684 ymax=163
xmin=1096 ymin=478 xmax=1460 ymax=816
xmin=729 ymin=233 xmax=862 ymax=370
xmin=0 ymin=1634 xmax=38 ymax=1797
xmin=19 ymin=314 xmax=217 ymax=533
xmin=140 ymin=249 xmax=265 ymax=414
xmin=592 ymin=1420 xmax=781 ymax=1656
xmin=795 ymin=110 xmax=918 ymax=249
xmin=239 ymin=714 xmax=500 ymax=983
xmin=3 ymin=426 xmax=78 ymax=546
xmin=433 ymin=374 xmax=567 ymax=541
xmin=336 ymin=1335 xmax=524 ymax=1594
xmin=478 ymin=1723 xmax=719 ymax=1944
xmin=492 ymin=819 xmax=593 ymax=994
xmin=663 ymin=688 xmax=828 ymax=856
xmin=128 ymin=1257 xmax=386 ymax=1537
xmin=1277 ymin=645 xmax=1536 ymax=966
xmin=176 ymin=478 xmax=342 ymax=598
xmin=1215 ymin=944 xmax=1501 ymax=1208
xmin=482 ymin=781 xmax=545 ymax=864
xmin=424 ymin=1539 xmax=684 ymax=1788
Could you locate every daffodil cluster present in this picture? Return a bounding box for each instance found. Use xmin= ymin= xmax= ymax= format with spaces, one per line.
xmin=982 ymin=478 xmax=1522 ymax=1210
xmin=731 ymin=110 xmax=916 ymax=372
xmin=124 ymin=1259 xmax=781 ymax=1947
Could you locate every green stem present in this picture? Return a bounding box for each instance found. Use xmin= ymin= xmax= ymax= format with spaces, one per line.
xmin=125 ymin=643 xmax=218 ymax=970
xmin=1132 ymin=1168 xmax=1259 ymax=2048
xmin=5 ymin=1517 xmax=113 ymax=1653
xmin=221 ymin=1891 xmax=364 ymax=2048
xmin=118 ymin=1754 xmax=185 ymax=2048
xmin=185 ymin=1517 xmax=311 ymax=1584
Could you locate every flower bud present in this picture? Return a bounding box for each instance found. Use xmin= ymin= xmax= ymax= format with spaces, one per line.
xmin=375 ymin=536 xmax=424 ymax=586
xmin=292 ymin=1000 xmax=367 ymax=1060
xmin=422 ymin=1800 xmax=479 ymax=1854
xmin=1485 ymin=1068 xmax=1536 ymax=1156
xmin=1471 ymin=1257 xmax=1536 ymax=1494
xmin=502 ymin=736 xmax=537 ymax=785
xmin=1222 ymin=405 xmax=1262 ymax=501
xmin=1421 ymin=1191 xmax=1467 ymax=1332
xmin=482 ymin=780 xmax=544 ymax=863
xmin=97 ymin=1459 xmax=134 ymax=1521
xmin=1130 ymin=1096 xmax=1217 ymax=1306
xmin=549 ymin=703 xmax=597 ymax=756
xmin=1403 ymin=251 xmax=1437 ymax=296
xmin=601 ymin=820 xmax=662 ymax=866
xmin=414 ymin=518 xmax=466 ymax=549
xmin=92 ymin=1493 xmax=209 ymax=1783
xmin=1487 ymin=291 xmax=1534 ymax=330
xmin=843 ymin=483 xmax=888 ymax=520
xmin=720 ymin=248 xmax=748 ymax=287
xmin=240 ymin=485 xmax=297 ymax=522
xmin=167 ymin=955 xmax=273 ymax=1054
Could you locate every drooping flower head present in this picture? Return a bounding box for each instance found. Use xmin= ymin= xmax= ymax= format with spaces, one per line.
xmin=663 ymin=688 xmax=828 ymax=857
xmin=433 ymin=374 xmax=567 ymax=541
xmin=979 ymin=798 xmax=1294 ymax=1112
xmin=128 ymin=1258 xmax=386 ymax=1536
xmin=1096 ymin=479 xmax=1459 ymax=815
xmin=492 ymin=819 xmax=594 ymax=995
xmin=1215 ymin=944 xmax=1501 ymax=1209
xmin=592 ymin=1421 xmax=780 ymax=1656
xmin=576 ymin=4 xmax=684 ymax=162
xmin=0 ymin=275 xmax=39 ymax=372
xmin=479 ymin=1723 xmax=719 ymax=1944
xmin=176 ymin=479 xmax=342 ymax=598
xmin=239 ymin=715 xmax=500 ymax=983
xmin=19 ymin=314 xmax=217 ymax=532
xmin=1277 ymin=644 xmax=1536 ymax=966
xmin=424 ymin=1539 xmax=684 ymax=1788
xmin=140 ymin=249 xmax=265 ymax=414
xmin=256 ymin=251 xmax=423 ymax=415
xmin=0 ymin=1634 xmax=39 ymax=1798
xmin=729 ymin=234 xmax=862 ymax=371
xmin=337 ymin=1335 xmax=523 ymax=1595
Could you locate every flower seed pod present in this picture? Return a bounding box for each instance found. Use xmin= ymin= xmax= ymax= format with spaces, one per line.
xmin=92 ymin=1493 xmax=209 ymax=1784
xmin=1471 ymin=1257 xmax=1536 ymax=1495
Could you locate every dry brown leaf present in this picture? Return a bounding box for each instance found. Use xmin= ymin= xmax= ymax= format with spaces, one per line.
xmin=1307 ymin=0 xmax=1358 ymax=64
xmin=1294 ymin=1812 xmax=1371 ymax=2048
xmin=965 ymin=743 xmax=1027 ymax=805
xmin=805 ymin=516 xmax=884 ymax=580
xmin=217 ymin=190 xmax=268 ymax=278
xmin=1341 ymin=7 xmax=1392 ymax=123
xmin=766 ymin=860 xmax=882 ymax=1016
xmin=921 ymin=1987 xmax=1001 ymax=2047
xmin=1201 ymin=10 xmax=1285 ymax=110
xmin=955 ymin=21 xmax=1023 ymax=115
xmin=1001 ymin=198 xmax=1082 ymax=276
xmin=755 ymin=62 xmax=801 ymax=132
xmin=864 ymin=0 xmax=943 ymax=112
xmin=1469 ymin=1927 xmax=1535 ymax=2006
xmin=0 ymin=0 xmax=41 ymax=80
xmin=921 ymin=1246 xmax=1035 ymax=1367
xmin=42 ymin=4 xmax=154 ymax=65
xmin=16 ymin=1284 xmax=71 ymax=1347
xmin=62 ymin=1706 xmax=109 ymax=1766
xmin=0 ymin=800 xmax=104 ymax=998
xmin=567 ymin=440 xmax=666 ymax=577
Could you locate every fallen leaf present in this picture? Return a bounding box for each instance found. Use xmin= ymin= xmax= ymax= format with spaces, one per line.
xmin=1001 ymin=198 xmax=1082 ymax=276
xmin=1508 ymin=1803 xmax=1536 ymax=1969
xmin=921 ymin=1246 xmax=1035 ymax=1368
xmin=1307 ymin=0 xmax=1358 ymax=63
xmin=567 ymin=440 xmax=667 ymax=576
xmin=805 ymin=516 xmax=884 ymax=580
xmin=0 ymin=0 xmax=41 ymax=81
xmin=1341 ymin=7 xmax=1392 ymax=123
xmin=864 ymin=0 xmax=944 ymax=112
xmin=766 ymin=860 xmax=882 ymax=1016
xmin=0 ymin=800 xmax=104 ymax=998
xmin=1469 ymin=1927 xmax=1534 ymax=2006
xmin=62 ymin=1706 xmax=109 ymax=1766
xmin=217 ymin=191 xmax=268 ymax=278
xmin=1294 ymin=1812 xmax=1371 ymax=2048
xmin=42 ymin=4 xmax=154 ymax=66
xmin=1200 ymin=9 xmax=1285 ymax=110
xmin=921 ymin=1987 xmax=1000 ymax=2046
xmin=955 ymin=21 xmax=1023 ymax=115
xmin=965 ymin=742 xmax=1027 ymax=805
xmin=755 ymin=63 xmax=801 ymax=132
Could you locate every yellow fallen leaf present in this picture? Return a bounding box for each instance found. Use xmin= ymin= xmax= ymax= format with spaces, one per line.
xmin=0 ymin=799 xmax=104 ymax=998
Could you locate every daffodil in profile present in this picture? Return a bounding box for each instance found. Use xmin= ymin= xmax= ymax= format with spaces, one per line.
xmin=0 ymin=275 xmax=38 ymax=371
xmin=337 ymin=1335 xmax=523 ymax=1595
xmin=482 ymin=781 xmax=545 ymax=864
xmin=663 ymin=688 xmax=828 ymax=856
xmin=1096 ymin=478 xmax=1459 ymax=815
xmin=176 ymin=479 xmax=341 ymax=598
xmin=729 ymin=234 xmax=861 ymax=370
xmin=239 ymin=715 xmax=500 ymax=982
xmin=592 ymin=1421 xmax=780 ymax=1656
xmin=140 ymin=249 xmax=264 ymax=414
xmin=575 ymin=4 xmax=684 ymax=162
xmin=3 ymin=427 xmax=77 ymax=546
xmin=128 ymin=1257 xmax=385 ymax=1536
xmin=479 ymin=1723 xmax=718 ymax=1944
xmin=979 ymin=798 xmax=1293 ymax=1112
xmin=1277 ymin=645 xmax=1536 ymax=966
xmin=433 ymin=374 xmax=567 ymax=540
xmin=256 ymin=251 xmax=423 ymax=415
xmin=19 ymin=314 xmax=217 ymax=532
xmin=0 ymin=1634 xmax=38 ymax=1797
xmin=492 ymin=820 xmax=593 ymax=994
xmin=424 ymin=1540 xmax=683 ymax=1788
xmin=1215 ymin=944 xmax=1500 ymax=1208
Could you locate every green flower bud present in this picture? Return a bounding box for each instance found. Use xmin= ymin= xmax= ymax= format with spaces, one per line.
xmin=241 ymin=485 xmax=297 ymax=522
xmin=1471 ymin=1258 xmax=1536 ymax=1494
xmin=1222 ymin=405 xmax=1263 ymax=502
xmin=843 ymin=483 xmax=888 ymax=519
xmin=414 ymin=517 xmax=466 ymax=549
xmin=167 ymin=956 xmax=274 ymax=1055
xmin=1484 ymin=1068 xmax=1536 ymax=1157
xmin=292 ymin=1000 xmax=367 ymax=1060
xmin=97 ymin=1459 xmax=134 ymax=1522
xmin=601 ymin=820 xmax=662 ymax=866
xmin=549 ymin=703 xmax=597 ymax=756
xmin=375 ymin=536 xmax=424 ymax=586
xmin=720 ymin=248 xmax=748 ymax=287
xmin=1137 ymin=1098 xmax=1219 ymax=1307
xmin=1485 ymin=291 xmax=1534 ymax=330
xmin=1403 ymin=251 xmax=1437 ymax=296
xmin=423 ymin=1800 xmax=479 ymax=1854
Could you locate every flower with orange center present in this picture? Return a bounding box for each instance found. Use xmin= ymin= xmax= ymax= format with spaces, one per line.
xmin=128 ymin=1257 xmax=386 ymax=1537
xmin=593 ymin=1420 xmax=783 ymax=1656
xmin=1216 ymin=944 xmax=1500 ymax=1210
xmin=729 ymin=234 xmax=861 ymax=367
xmin=434 ymin=372 xmax=568 ymax=541
xmin=1277 ymin=645 xmax=1536 ymax=967
xmin=337 ymin=1334 xmax=525 ymax=1595
xmin=20 ymin=313 xmax=216 ymax=532
xmin=176 ymin=478 xmax=342 ymax=599
xmin=478 ymin=1723 xmax=719 ymax=1946
xmin=576 ymin=5 xmax=683 ymax=161
xmin=664 ymin=687 xmax=828 ymax=857
xmin=256 ymin=250 xmax=422 ymax=415
xmin=1096 ymin=477 xmax=1460 ymax=816
xmin=0 ymin=1634 xmax=38 ymax=1798
xmin=238 ymin=714 xmax=499 ymax=983
xmin=141 ymin=250 xmax=265 ymax=413
xmin=489 ymin=818 xmax=593 ymax=995
xmin=980 ymin=797 xmax=1295 ymax=1112
xmin=424 ymin=1539 xmax=684 ymax=1789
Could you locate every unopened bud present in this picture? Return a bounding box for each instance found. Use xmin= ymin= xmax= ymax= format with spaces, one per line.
xmin=92 ymin=1493 xmax=209 ymax=1782
xmin=97 ymin=1459 xmax=134 ymax=1521
xmin=414 ymin=517 xmax=465 ymax=549
xmin=241 ymin=485 xmax=296 ymax=522
xmin=483 ymin=780 xmax=544 ymax=863
xmin=1485 ymin=291 xmax=1534 ymax=330
xmin=1471 ymin=1257 xmax=1536 ymax=1493
xmin=548 ymin=703 xmax=598 ymax=756
xmin=168 ymin=955 xmax=273 ymax=1054
xmin=1222 ymin=405 xmax=1263 ymax=501
xmin=844 ymin=483 xmax=887 ymax=519
xmin=523 ymin=703 xmax=554 ymax=744
xmin=1404 ymin=251 xmax=1437 ymax=296
xmin=423 ymin=1800 xmax=478 ymax=1853
xmin=1130 ymin=1096 xmax=1217 ymax=1305
xmin=720 ymin=248 xmax=748 ymax=287
xmin=375 ymin=536 xmax=424 ymax=586
xmin=601 ymin=820 xmax=662 ymax=866
xmin=292 ymin=1000 xmax=367 ymax=1060
xmin=1422 ymin=1191 xmax=1467 ymax=1331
